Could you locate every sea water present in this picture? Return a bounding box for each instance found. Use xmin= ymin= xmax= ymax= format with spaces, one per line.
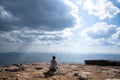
xmin=0 ymin=52 xmax=120 ymax=66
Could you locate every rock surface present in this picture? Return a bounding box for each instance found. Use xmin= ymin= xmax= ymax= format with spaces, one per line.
xmin=85 ymin=60 xmax=120 ymax=66
xmin=0 ymin=62 xmax=120 ymax=80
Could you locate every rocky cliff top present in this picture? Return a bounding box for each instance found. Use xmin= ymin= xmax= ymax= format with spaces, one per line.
xmin=0 ymin=62 xmax=120 ymax=80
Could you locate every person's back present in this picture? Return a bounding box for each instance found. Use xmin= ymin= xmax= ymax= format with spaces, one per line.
xmin=50 ymin=56 xmax=57 ymax=71
xmin=44 ymin=56 xmax=57 ymax=77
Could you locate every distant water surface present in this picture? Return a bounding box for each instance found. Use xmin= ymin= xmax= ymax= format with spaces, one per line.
xmin=0 ymin=52 xmax=120 ymax=66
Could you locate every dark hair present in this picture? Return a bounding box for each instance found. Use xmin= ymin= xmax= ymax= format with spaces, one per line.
xmin=52 ymin=56 xmax=56 ymax=60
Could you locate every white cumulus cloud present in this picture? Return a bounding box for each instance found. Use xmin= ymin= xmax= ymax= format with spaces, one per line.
xmin=83 ymin=0 xmax=120 ymax=20
xmin=80 ymin=22 xmax=120 ymax=46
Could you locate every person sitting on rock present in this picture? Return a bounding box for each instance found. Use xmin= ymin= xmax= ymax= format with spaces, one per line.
xmin=50 ymin=56 xmax=57 ymax=71
xmin=44 ymin=56 xmax=57 ymax=77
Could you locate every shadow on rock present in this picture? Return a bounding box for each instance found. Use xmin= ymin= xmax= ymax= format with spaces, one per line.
xmin=44 ymin=69 xmax=56 ymax=78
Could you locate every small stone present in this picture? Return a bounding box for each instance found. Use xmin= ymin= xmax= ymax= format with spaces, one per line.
xmin=74 ymin=73 xmax=79 ymax=76
xmin=36 ymin=67 xmax=43 ymax=70
xmin=1 ymin=77 xmax=8 ymax=80
xmin=33 ymin=75 xmax=43 ymax=78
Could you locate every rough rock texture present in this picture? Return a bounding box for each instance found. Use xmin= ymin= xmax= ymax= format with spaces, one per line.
xmin=85 ymin=60 xmax=120 ymax=66
xmin=0 ymin=62 xmax=120 ymax=80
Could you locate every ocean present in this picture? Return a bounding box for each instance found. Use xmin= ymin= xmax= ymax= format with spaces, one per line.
xmin=0 ymin=52 xmax=120 ymax=66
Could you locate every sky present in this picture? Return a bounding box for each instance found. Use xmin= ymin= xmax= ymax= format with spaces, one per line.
xmin=0 ymin=0 xmax=120 ymax=54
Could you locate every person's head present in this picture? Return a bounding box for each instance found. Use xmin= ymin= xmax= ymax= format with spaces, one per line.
xmin=52 ymin=56 xmax=56 ymax=60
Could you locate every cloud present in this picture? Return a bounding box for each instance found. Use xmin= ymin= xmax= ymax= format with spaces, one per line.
xmin=112 ymin=28 xmax=120 ymax=40
xmin=0 ymin=0 xmax=120 ymax=53
xmin=0 ymin=0 xmax=77 ymax=31
xmin=83 ymin=0 xmax=120 ymax=20
xmin=118 ymin=0 xmax=120 ymax=2
xmin=0 ymin=0 xmax=79 ymax=45
xmin=111 ymin=28 xmax=120 ymax=45
xmin=63 ymin=0 xmax=81 ymax=30
xmin=83 ymin=22 xmax=116 ymax=39
xmin=0 ymin=5 xmax=19 ymax=31
xmin=0 ymin=0 xmax=77 ymax=45
xmin=0 ymin=5 xmax=19 ymax=21
xmin=80 ymin=22 xmax=120 ymax=46
xmin=0 ymin=28 xmax=73 ymax=45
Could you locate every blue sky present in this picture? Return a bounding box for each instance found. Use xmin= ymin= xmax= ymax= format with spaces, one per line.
xmin=0 ymin=0 xmax=120 ymax=53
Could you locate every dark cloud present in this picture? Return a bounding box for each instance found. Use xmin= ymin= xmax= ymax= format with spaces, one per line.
xmin=0 ymin=0 xmax=75 ymax=31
